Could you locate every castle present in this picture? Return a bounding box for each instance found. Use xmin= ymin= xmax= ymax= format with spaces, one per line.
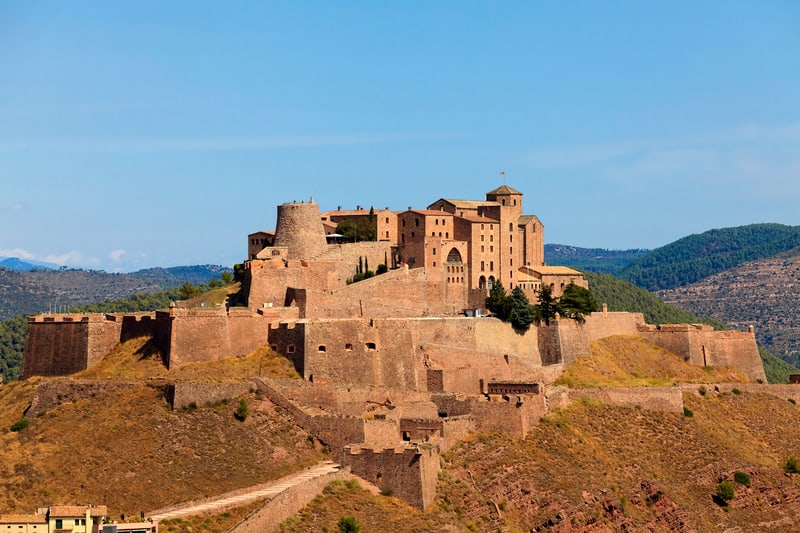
xmin=22 ymin=184 xmax=768 ymax=511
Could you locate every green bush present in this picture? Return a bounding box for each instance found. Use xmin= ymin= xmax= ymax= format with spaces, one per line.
xmin=234 ymin=398 xmax=250 ymax=421
xmin=683 ymin=407 xmax=694 ymax=417
xmin=698 ymin=385 xmax=707 ymax=396
xmin=10 ymin=419 xmax=29 ymax=432
xmin=785 ymin=456 xmax=800 ymax=474
xmin=716 ymin=480 xmax=735 ymax=502
xmin=733 ymin=471 xmax=750 ymax=487
xmin=732 ymin=388 xmax=742 ymax=395
xmin=337 ymin=516 xmax=360 ymax=533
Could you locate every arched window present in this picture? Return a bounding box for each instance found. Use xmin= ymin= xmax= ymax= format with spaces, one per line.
xmin=479 ymin=276 xmax=487 ymax=290
xmin=446 ymin=248 xmax=463 ymax=263
xmin=488 ymin=276 xmax=495 ymax=290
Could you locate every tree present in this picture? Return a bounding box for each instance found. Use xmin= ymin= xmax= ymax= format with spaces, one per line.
xmin=508 ymin=286 xmax=535 ymax=330
xmin=558 ymin=282 xmax=598 ymax=323
xmin=536 ymin=284 xmax=559 ymax=325
xmin=485 ymin=281 xmax=511 ymax=320
xmin=716 ymin=480 xmax=735 ymax=502
xmin=220 ymin=271 xmax=233 ymax=284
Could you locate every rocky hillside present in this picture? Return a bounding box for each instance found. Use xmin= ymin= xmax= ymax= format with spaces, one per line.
xmin=659 ymin=250 xmax=800 ymax=367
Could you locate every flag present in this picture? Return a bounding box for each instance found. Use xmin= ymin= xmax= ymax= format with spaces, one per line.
xmin=499 ymin=171 xmax=505 ymax=175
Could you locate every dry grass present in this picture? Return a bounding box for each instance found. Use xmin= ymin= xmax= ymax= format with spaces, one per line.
xmin=279 ymin=479 xmax=463 ymax=532
xmin=0 ymin=385 xmax=325 ymax=519
xmin=176 ymin=284 xmax=241 ymax=309
xmin=77 ymin=339 xmax=300 ymax=381
xmin=556 ymin=335 xmax=748 ymax=388
xmin=439 ymin=392 xmax=800 ymax=531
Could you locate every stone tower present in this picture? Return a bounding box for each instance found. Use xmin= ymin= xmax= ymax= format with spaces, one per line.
xmin=273 ymin=200 xmax=329 ymax=260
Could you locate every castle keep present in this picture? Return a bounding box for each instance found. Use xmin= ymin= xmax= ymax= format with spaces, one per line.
xmin=22 ymin=184 xmax=767 ymax=510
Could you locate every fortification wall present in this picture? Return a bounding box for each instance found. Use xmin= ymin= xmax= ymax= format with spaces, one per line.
xmin=23 ymin=315 xmax=122 ymax=377
xmin=539 ymin=312 xmax=645 ymax=366
xmin=342 ymin=444 xmax=439 ymax=510
xmin=167 ymin=380 xmax=256 ymax=410
xmin=27 ymin=379 xmax=140 ymax=417
xmin=243 ymin=259 xmax=341 ymax=309
xmin=273 ymin=317 xmax=545 ymax=393
xmin=638 ymin=324 xmax=766 ymax=382
xmin=227 ymin=468 xmax=351 ymax=533
xmin=160 ymin=308 xmax=270 ymax=368
xmin=554 ymin=386 xmax=685 ymax=413
xmin=303 ymin=266 xmax=466 ymax=319
xmin=431 ymin=394 xmax=546 ymax=439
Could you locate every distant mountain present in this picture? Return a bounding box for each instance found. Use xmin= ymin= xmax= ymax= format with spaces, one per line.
xmin=618 ymin=223 xmax=800 ymax=291
xmin=545 ymin=244 xmax=647 ymax=275
xmin=0 ymin=257 xmax=60 ymax=271
xmin=0 ymin=264 xmax=231 ymax=320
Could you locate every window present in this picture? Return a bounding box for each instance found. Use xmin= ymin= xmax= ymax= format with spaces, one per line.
xmin=481 ymin=261 xmax=485 ymax=271
xmin=433 ymin=261 xmax=436 ymax=267
xmin=490 ymin=245 xmax=493 ymax=252
xmin=510 ymin=258 xmax=513 ymax=266
xmin=55 ymin=521 xmax=62 ymax=530
xmin=287 ymin=345 xmax=296 ymax=354
xmin=433 ymin=248 xmax=436 ymax=255
xmin=401 ymin=234 xmax=405 ymax=243
xmin=510 ymin=247 xmax=513 ymax=254
xmin=490 ymin=235 xmax=494 ymax=242
xmin=270 ymin=344 xmax=277 ymax=351
xmin=446 ymin=232 xmax=449 ymax=238
xmin=481 ymin=245 xmax=484 ymax=252
xmin=402 ymin=219 xmax=406 ymax=227
xmin=481 ymin=235 xmax=484 ymax=242
xmin=502 ymin=199 xmax=506 ymax=205
xmin=415 ymin=218 xmax=419 ymax=227
xmin=481 ymin=224 xmax=484 ymax=230
xmin=366 ymin=342 xmax=377 ymax=350
xmin=431 ymin=231 xmax=435 ymax=236
xmin=385 ymin=217 xmax=389 ymax=223
xmin=442 ymin=219 xmax=446 ymax=225
xmin=345 ymin=343 xmax=353 ymax=351
xmin=510 ymin=234 xmax=513 ymax=242
xmin=435 ymin=219 xmax=439 ymax=225
xmin=318 ymin=345 xmax=326 ymax=352
xmin=509 ymin=223 xmax=513 ymax=231
xmin=490 ymin=261 xmax=494 ymax=271
xmin=385 ymin=231 xmax=389 ymax=238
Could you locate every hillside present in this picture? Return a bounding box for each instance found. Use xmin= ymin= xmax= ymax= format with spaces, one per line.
xmin=659 ymin=250 xmax=800 ymax=368
xmin=544 ymin=244 xmax=647 ymax=275
xmin=618 ymin=223 xmax=800 ymax=291
xmin=0 ymin=265 xmax=231 ymax=320
xmin=282 ymin=336 xmax=800 ymax=532
xmin=0 ymin=344 xmax=318 ymax=518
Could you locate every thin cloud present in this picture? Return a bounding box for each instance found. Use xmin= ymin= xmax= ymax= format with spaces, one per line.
xmin=0 ymin=248 xmax=35 ymax=260
xmin=109 ymin=249 xmax=126 ymax=262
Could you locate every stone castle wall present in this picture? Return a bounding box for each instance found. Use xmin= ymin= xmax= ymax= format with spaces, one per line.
xmin=341 ymin=444 xmax=440 ymax=510
xmin=26 ymin=379 xmax=140 ymax=417
xmin=167 ymin=380 xmax=256 ymax=410
xmin=273 ymin=201 xmax=329 ymax=260
xmin=638 ymin=324 xmax=767 ymax=382
xmin=269 ymin=316 xmax=548 ymax=393
xmin=157 ymin=307 xmax=270 ymax=368
xmin=23 ymin=315 xmax=123 ymax=378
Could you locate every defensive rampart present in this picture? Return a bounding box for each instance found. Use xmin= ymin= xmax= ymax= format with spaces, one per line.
xmin=26 ymin=379 xmax=141 ymax=417
xmin=638 ymin=324 xmax=767 ymax=382
xmin=342 ymin=444 xmax=440 ymax=510
xmin=156 ymin=307 xmax=271 ymax=368
xmin=23 ymin=314 xmax=155 ymax=378
xmin=268 ymin=316 xmax=548 ymax=393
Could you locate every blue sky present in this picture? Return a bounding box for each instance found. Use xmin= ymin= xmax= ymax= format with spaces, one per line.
xmin=1 ymin=1 xmax=799 ymax=272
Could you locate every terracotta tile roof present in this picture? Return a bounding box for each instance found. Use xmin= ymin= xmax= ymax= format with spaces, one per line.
xmin=487 ymin=184 xmax=522 ymax=195
xmin=430 ymin=199 xmax=500 ymax=209
xmin=405 ymin=209 xmax=456 ymax=216
xmin=0 ymin=514 xmax=47 ymax=524
xmin=458 ymin=214 xmax=497 ymax=223
xmin=48 ymin=505 xmax=106 ymax=517
xmin=534 ymin=266 xmax=583 ymax=276
xmin=517 ymin=215 xmax=541 ymax=225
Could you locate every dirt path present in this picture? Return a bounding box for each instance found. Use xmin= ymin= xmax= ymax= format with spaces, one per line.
xmin=147 ymin=461 xmax=342 ymax=521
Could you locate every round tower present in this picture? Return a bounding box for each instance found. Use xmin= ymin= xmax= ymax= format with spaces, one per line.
xmin=273 ymin=200 xmax=328 ymax=260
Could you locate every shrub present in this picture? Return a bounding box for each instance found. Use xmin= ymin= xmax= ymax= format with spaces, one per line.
xmin=785 ymin=456 xmax=800 ymax=474
xmin=379 ymin=487 xmax=395 ymax=497
xmin=732 ymin=388 xmax=742 ymax=395
xmin=337 ymin=516 xmax=360 ymax=533
xmin=10 ymin=419 xmax=29 ymax=432
xmin=683 ymin=407 xmax=694 ymax=417
xmin=716 ymin=480 xmax=735 ymax=502
xmin=698 ymin=385 xmax=707 ymax=396
xmin=733 ymin=471 xmax=751 ymax=487
xmin=789 ymin=398 xmax=796 ymax=405
xmin=234 ymin=398 xmax=250 ymax=421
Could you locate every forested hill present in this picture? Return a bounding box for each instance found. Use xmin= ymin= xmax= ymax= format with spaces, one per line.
xmin=544 ymin=244 xmax=647 ymax=276
xmin=617 ymin=223 xmax=800 ymax=291
xmin=0 ymin=265 xmax=231 ymax=320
